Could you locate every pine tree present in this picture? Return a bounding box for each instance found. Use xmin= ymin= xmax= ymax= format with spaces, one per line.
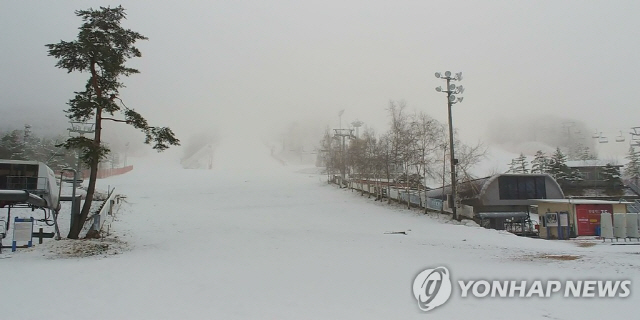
xmin=548 ymin=147 xmax=571 ymax=186
xmin=46 ymin=6 xmax=180 ymax=239
xmin=531 ymin=150 xmax=548 ymax=174
xmin=507 ymin=158 xmax=517 ymax=173
xmin=549 ymin=147 xmax=585 ymax=191
xmin=580 ymin=146 xmax=596 ymax=161
xmin=516 ymin=153 xmax=528 ymax=173
xmin=602 ymin=163 xmax=622 ymax=193
xmin=1 ymin=130 xmax=26 ymax=160
xmin=624 ymin=146 xmax=640 ymax=185
xmin=508 ymin=153 xmax=529 ymax=173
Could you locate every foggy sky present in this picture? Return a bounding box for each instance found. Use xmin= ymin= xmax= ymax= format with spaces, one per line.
xmin=1 ymin=1 xmax=639 ymax=158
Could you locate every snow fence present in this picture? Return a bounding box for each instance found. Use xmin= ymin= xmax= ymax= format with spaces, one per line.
xmin=343 ymin=179 xmax=474 ymax=218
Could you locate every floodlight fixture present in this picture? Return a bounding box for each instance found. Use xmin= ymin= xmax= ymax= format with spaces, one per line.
xmin=433 ymin=70 xmax=464 ymax=221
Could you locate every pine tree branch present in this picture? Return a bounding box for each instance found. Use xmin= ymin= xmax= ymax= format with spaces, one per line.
xmin=102 ymin=117 xmax=129 ymax=123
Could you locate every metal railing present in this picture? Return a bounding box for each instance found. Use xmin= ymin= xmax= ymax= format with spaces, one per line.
xmin=88 ymin=188 xmax=119 ymax=234
xmin=346 ymin=181 xmax=460 ymax=214
xmin=627 ymin=200 xmax=640 ymax=213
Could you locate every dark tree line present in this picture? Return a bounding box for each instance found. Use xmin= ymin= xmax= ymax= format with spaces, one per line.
xmin=0 ymin=126 xmax=77 ymax=169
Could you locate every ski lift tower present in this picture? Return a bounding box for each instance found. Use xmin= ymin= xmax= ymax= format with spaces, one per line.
xmin=67 ymin=121 xmax=95 ymax=174
xmin=333 ymin=128 xmax=356 ymax=185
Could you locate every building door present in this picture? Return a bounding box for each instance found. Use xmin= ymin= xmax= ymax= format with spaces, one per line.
xmin=575 ymin=204 xmax=613 ymax=236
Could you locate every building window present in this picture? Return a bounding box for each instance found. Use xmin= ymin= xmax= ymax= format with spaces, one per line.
xmin=498 ymin=176 xmax=547 ymax=200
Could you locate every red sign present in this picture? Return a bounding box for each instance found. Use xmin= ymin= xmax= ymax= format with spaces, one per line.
xmin=575 ymin=204 xmax=613 ymax=236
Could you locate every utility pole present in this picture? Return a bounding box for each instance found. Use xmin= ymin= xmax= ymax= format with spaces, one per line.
xmin=435 ymin=71 xmax=464 ymax=221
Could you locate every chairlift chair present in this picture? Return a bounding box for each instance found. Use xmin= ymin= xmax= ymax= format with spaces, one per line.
xmin=598 ymin=133 xmax=608 ymax=144
xmin=615 ymin=131 xmax=625 ymax=142
xmin=592 ymin=130 xmax=600 ymax=138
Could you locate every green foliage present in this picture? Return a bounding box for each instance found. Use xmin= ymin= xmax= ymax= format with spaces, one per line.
xmin=602 ymin=163 xmax=622 ymax=195
xmin=147 ymin=127 xmax=180 ymax=151
xmin=46 ymin=5 xmax=179 ymax=239
xmin=56 ymin=136 xmax=110 ymax=164
xmin=0 ymin=128 xmax=78 ymax=169
xmin=0 ymin=130 xmax=26 ymax=160
xmin=46 ymin=5 xmax=179 ymax=166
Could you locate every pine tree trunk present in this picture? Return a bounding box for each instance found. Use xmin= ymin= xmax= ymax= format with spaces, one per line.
xmin=68 ymin=62 xmax=103 ymax=239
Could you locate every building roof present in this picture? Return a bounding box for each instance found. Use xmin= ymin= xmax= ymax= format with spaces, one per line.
xmin=536 ymin=199 xmax=632 ymax=205
xmin=478 ymin=212 xmax=528 ymax=218
xmin=426 ymin=173 xmax=557 ymax=200
xmin=566 ymin=160 xmax=623 ymax=168
xmin=0 ymin=159 xmax=42 ymax=165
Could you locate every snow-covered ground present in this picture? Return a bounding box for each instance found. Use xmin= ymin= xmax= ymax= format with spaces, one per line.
xmin=1 ymin=136 xmax=639 ymax=319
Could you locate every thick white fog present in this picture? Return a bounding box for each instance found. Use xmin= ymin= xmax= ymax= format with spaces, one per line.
xmin=1 ymin=1 xmax=639 ymax=171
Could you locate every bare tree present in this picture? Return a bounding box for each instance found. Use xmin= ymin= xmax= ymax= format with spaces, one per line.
xmin=387 ymin=101 xmax=414 ymax=208
xmin=411 ymin=112 xmax=445 ymax=212
xmin=347 ymin=134 xmax=367 ymax=194
xmin=318 ymin=128 xmax=335 ymax=183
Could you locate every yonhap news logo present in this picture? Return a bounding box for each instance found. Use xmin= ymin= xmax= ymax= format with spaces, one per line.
xmin=412 ymin=267 xmax=452 ymax=311
xmin=412 ymin=266 xmax=631 ymax=312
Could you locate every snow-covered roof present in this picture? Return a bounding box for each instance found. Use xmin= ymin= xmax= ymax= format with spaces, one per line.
xmin=566 ymin=160 xmax=623 ymax=168
xmin=478 ymin=212 xmax=528 ymax=218
xmin=0 ymin=159 xmax=42 ymax=165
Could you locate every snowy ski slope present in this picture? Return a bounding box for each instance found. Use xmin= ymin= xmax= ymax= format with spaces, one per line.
xmin=1 ymin=136 xmax=638 ymax=319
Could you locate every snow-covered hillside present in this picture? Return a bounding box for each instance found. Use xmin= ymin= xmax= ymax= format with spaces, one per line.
xmin=1 ymin=136 xmax=638 ymax=319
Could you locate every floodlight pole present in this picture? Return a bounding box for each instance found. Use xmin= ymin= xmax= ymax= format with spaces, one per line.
xmin=351 ymin=120 xmax=363 ymax=139
xmin=446 ymin=77 xmax=458 ymax=220
xmin=435 ymin=71 xmax=464 ymax=221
